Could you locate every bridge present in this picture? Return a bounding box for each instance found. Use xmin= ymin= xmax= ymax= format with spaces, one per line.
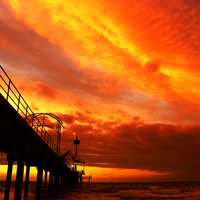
xmin=0 ymin=65 xmax=84 ymax=200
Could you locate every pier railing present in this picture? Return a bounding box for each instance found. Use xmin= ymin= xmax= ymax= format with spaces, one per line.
xmin=0 ymin=65 xmax=58 ymax=152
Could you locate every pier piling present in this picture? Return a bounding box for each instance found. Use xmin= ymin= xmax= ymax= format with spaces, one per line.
xmin=14 ymin=160 xmax=24 ymax=200
xmin=44 ymin=170 xmax=48 ymax=187
xmin=4 ymin=157 xmax=13 ymax=200
xmin=36 ymin=166 xmax=43 ymax=199
xmin=24 ymin=163 xmax=30 ymax=198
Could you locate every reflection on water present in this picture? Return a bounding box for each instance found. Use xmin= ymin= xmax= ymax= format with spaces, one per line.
xmin=1 ymin=182 xmax=200 ymax=200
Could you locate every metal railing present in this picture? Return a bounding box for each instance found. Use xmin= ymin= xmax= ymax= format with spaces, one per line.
xmin=0 ymin=65 xmax=58 ymax=152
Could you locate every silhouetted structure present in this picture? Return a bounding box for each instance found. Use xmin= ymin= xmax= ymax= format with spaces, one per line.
xmin=0 ymin=65 xmax=84 ymax=199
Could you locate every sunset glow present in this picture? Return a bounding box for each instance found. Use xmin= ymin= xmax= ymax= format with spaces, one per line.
xmin=1 ymin=0 xmax=200 ymax=181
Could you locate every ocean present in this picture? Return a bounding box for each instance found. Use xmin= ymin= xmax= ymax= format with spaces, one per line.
xmin=1 ymin=182 xmax=200 ymax=200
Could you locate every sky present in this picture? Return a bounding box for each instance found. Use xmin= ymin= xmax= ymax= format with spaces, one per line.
xmin=0 ymin=0 xmax=200 ymax=182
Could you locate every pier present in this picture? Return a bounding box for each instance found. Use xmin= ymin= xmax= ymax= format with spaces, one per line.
xmin=0 ymin=65 xmax=83 ymax=199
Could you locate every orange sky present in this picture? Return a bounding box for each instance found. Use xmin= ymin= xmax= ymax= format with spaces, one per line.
xmin=0 ymin=0 xmax=200 ymax=181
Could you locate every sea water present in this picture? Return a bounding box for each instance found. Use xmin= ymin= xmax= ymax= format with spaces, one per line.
xmin=1 ymin=182 xmax=200 ymax=199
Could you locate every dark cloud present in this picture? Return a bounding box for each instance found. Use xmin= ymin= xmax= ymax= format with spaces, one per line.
xmin=58 ymin=111 xmax=200 ymax=180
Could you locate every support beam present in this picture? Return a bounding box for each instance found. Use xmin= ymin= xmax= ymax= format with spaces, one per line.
xmin=44 ymin=170 xmax=48 ymax=187
xmin=14 ymin=160 xmax=24 ymax=200
xmin=24 ymin=163 xmax=30 ymax=198
xmin=54 ymin=175 xmax=59 ymax=186
xmin=79 ymin=174 xmax=83 ymax=184
xmin=4 ymin=158 xmax=13 ymax=200
xmin=48 ymin=172 xmax=53 ymax=191
xmin=36 ymin=166 xmax=43 ymax=199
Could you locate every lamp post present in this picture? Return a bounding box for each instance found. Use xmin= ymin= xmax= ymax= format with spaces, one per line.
xmin=73 ymin=136 xmax=80 ymax=157
xmin=73 ymin=136 xmax=80 ymax=171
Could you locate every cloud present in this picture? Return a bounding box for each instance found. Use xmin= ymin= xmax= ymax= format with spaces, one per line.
xmin=0 ymin=1 xmax=127 ymax=102
xmin=19 ymin=81 xmax=57 ymax=100
xmin=1 ymin=0 xmax=200 ymax=124
xmin=58 ymin=111 xmax=200 ymax=180
xmin=0 ymin=2 xmax=81 ymax=80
